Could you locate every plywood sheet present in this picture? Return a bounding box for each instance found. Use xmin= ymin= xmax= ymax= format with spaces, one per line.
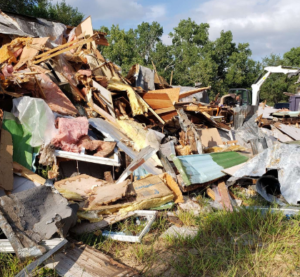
xmin=148 ymin=88 xmax=180 ymax=102
xmin=142 ymin=93 xmax=173 ymax=109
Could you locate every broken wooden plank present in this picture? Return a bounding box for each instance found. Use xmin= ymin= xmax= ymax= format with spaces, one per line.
xmin=33 ymin=36 xmax=96 ymax=64
xmin=15 ymin=239 xmax=68 ymax=277
xmin=218 ymin=182 xmax=233 ymax=212
xmin=117 ymin=146 xmax=157 ymax=183
xmin=273 ymin=122 xmax=300 ymax=140
xmin=13 ymin=161 xmax=46 ymax=185
xmin=142 ymin=92 xmax=174 ymax=109
xmin=178 ymin=86 xmax=211 ymax=99
xmin=44 ymin=240 xmax=138 ymax=277
xmin=0 ymin=129 xmax=13 ymax=190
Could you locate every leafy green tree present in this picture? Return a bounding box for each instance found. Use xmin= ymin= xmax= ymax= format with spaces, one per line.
xmin=0 ymin=0 xmax=38 ymax=15
xmin=168 ymin=18 xmax=210 ymax=86
xmin=225 ymin=43 xmax=260 ymax=89
xmin=1 ymin=0 xmax=84 ymax=26
xmin=284 ymin=47 xmax=300 ymax=67
xmin=134 ymin=22 xmax=163 ymax=65
xmin=100 ymin=25 xmax=142 ymax=73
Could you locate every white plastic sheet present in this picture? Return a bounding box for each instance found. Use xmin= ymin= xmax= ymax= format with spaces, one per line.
xmin=12 ymin=97 xmax=58 ymax=147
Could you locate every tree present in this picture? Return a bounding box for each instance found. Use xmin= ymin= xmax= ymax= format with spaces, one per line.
xmin=0 ymin=0 xmax=38 ymax=15
xmin=134 ymin=22 xmax=163 ymax=65
xmin=225 ymin=43 xmax=260 ymax=89
xmin=168 ymin=18 xmax=210 ymax=86
xmin=284 ymin=47 xmax=300 ymax=67
xmin=32 ymin=0 xmax=84 ymax=26
xmin=0 ymin=0 xmax=84 ymax=26
xmin=100 ymin=25 xmax=142 ymax=73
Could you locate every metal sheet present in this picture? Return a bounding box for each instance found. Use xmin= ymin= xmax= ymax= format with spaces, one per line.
xmin=172 ymin=152 xmax=248 ymax=186
xmin=232 ymin=143 xmax=300 ymax=205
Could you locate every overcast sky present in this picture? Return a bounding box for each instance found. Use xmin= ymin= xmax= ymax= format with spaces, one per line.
xmin=59 ymin=0 xmax=300 ymax=61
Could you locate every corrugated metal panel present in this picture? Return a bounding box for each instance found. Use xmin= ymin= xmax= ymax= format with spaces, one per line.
xmin=175 ymin=152 xmax=249 ymax=185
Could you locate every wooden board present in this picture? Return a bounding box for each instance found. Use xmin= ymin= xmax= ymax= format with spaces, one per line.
xmin=147 ymin=88 xmax=180 ymax=102
xmin=44 ymin=241 xmax=138 ymax=277
xmin=13 ymin=161 xmax=45 ymax=185
xmin=0 ymin=129 xmax=13 ymax=190
xmin=142 ymin=93 xmax=173 ymax=109
xmin=75 ymin=16 xmax=96 ymax=49
xmin=198 ymin=128 xmax=223 ymax=148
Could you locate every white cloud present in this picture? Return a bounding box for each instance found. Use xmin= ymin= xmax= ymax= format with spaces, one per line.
xmin=57 ymin=0 xmax=165 ymax=27
xmin=146 ymin=5 xmax=166 ymax=21
xmin=193 ymin=0 xmax=300 ymax=59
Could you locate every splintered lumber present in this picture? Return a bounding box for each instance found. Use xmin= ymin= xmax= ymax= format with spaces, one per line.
xmin=13 ymin=162 xmax=46 ymax=185
xmin=0 ymin=129 xmax=13 ymax=190
xmin=178 ymin=86 xmax=211 ymax=100
xmin=44 ymin=240 xmax=138 ymax=277
xmin=33 ymin=36 xmax=96 ymax=64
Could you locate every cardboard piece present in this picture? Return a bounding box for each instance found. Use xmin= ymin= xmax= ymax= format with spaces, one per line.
xmin=198 ymin=128 xmax=223 ymax=148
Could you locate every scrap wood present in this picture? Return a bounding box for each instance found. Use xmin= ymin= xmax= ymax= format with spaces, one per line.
xmin=44 ymin=240 xmax=138 ymax=277
xmin=218 ymin=182 xmax=233 ymax=212
xmin=15 ymin=239 xmax=68 ymax=277
xmin=178 ymin=86 xmax=211 ymax=100
xmin=0 ymin=129 xmax=13 ymax=190
xmin=14 ymin=37 xmax=49 ymax=70
xmin=13 ymin=161 xmax=46 ymax=185
xmin=33 ymin=35 xmax=97 ymax=64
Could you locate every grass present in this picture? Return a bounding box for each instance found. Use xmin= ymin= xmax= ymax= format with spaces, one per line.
xmin=1 ymin=194 xmax=300 ymax=277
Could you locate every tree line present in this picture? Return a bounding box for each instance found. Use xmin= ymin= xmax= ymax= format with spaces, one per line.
xmin=1 ymin=1 xmax=300 ymax=104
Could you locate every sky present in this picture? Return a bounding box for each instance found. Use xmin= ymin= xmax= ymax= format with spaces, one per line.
xmin=58 ymin=0 xmax=300 ymax=61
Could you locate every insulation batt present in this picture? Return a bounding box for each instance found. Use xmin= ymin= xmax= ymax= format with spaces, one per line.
xmin=51 ymin=117 xmax=89 ymax=153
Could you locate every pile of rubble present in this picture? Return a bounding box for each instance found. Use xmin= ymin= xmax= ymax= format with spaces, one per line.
xmin=0 ymin=10 xmax=300 ymax=276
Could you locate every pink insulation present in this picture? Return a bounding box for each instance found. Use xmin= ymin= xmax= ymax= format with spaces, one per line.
xmin=33 ymin=65 xmax=78 ymax=116
xmin=51 ymin=117 xmax=89 ymax=153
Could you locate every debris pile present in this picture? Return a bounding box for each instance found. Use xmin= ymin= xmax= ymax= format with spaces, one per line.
xmin=0 ymin=10 xmax=300 ymax=276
